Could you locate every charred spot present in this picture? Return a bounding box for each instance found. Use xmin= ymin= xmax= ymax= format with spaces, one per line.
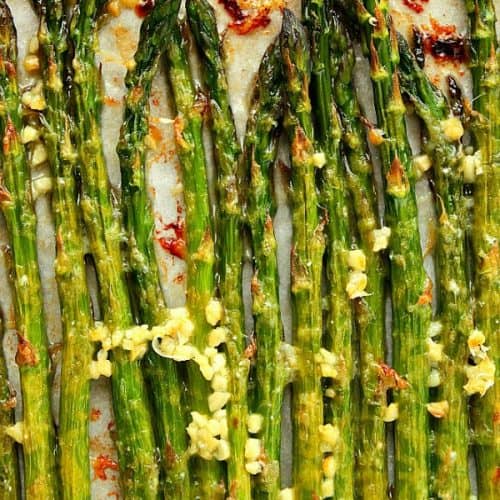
xmin=413 ymin=26 xmax=426 ymax=68
xmin=244 ymin=338 xmax=257 ymax=360
xmin=135 ymin=0 xmax=155 ymax=18
xmin=3 ymin=118 xmax=17 ymax=155
xmin=377 ymin=362 xmax=409 ymax=391
xmin=417 ymin=277 xmax=433 ymax=305
xmin=16 ymin=334 xmax=38 ymax=367
xmin=164 ymin=441 xmax=179 ymax=470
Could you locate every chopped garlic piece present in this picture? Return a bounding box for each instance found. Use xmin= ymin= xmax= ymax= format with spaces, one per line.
xmin=24 ymin=55 xmax=40 ymax=73
xmin=211 ymin=373 xmax=229 ymax=392
xmin=31 ymin=176 xmax=53 ymax=200
xmin=428 ymin=321 xmax=443 ymax=338
xmin=320 ymin=364 xmax=338 ymax=379
xmin=322 ymin=455 xmax=335 ymax=479
xmin=461 ymin=154 xmax=477 ymax=183
xmin=278 ymin=488 xmax=295 ymax=500
xmin=442 ymin=117 xmax=464 ymax=142
xmin=427 ymin=339 xmax=444 ymax=363
xmin=245 ymin=461 xmax=263 ymax=475
xmin=319 ymin=424 xmax=339 ymax=451
xmin=312 ymin=152 xmax=326 ymax=168
xmin=382 ymin=403 xmax=399 ymax=422
xmin=368 ymin=127 xmax=385 ymax=146
xmin=429 ymin=368 xmax=441 ymax=388
xmin=5 ymin=422 xmax=23 ymax=443
xmin=208 ymin=391 xmax=231 ymax=412
xmin=214 ymin=439 xmax=230 ymax=461
xmin=324 ymin=388 xmax=335 ymax=398
xmin=347 ymin=249 xmax=366 ymax=271
xmin=208 ymin=327 xmax=227 ymax=347
xmin=20 ymin=125 xmax=40 ymax=144
xmin=468 ymin=329 xmax=488 ymax=359
xmin=89 ymin=357 xmax=112 ymax=379
xmin=245 ymin=438 xmax=261 ymax=461
xmin=346 ymin=271 xmax=368 ymax=299
xmin=372 ymin=226 xmax=391 ymax=252
xmin=205 ymin=299 xmax=223 ymax=326
xmin=31 ymin=142 xmax=48 ymax=167
xmin=427 ymin=400 xmax=449 ymax=419
xmin=464 ymin=358 xmax=495 ymax=396
xmin=21 ymin=83 xmax=46 ymax=111
xmin=321 ymin=479 xmax=334 ymax=499
xmin=247 ymin=413 xmax=264 ymax=434
xmin=413 ymin=154 xmax=432 ymax=176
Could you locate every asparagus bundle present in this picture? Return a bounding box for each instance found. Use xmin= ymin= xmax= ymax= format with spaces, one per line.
xmin=330 ymin=12 xmax=388 ymax=497
xmin=117 ymin=1 xmax=191 ymax=496
xmin=0 ymin=3 xmax=59 ymax=497
xmin=280 ymin=9 xmax=326 ymax=497
xmin=358 ymin=1 xmax=432 ymax=497
xmin=161 ymin=18 xmax=227 ymax=499
xmin=465 ymin=1 xmax=500 ymax=496
xmin=242 ymin=40 xmax=284 ymax=498
xmin=398 ymin=35 xmax=473 ymax=498
xmin=0 ymin=314 xmax=18 ymax=498
xmin=69 ymin=1 xmax=159 ymax=496
xmin=34 ymin=1 xmax=95 ymax=496
xmin=304 ymin=1 xmax=356 ymax=497
xmin=187 ymin=0 xmax=251 ymax=496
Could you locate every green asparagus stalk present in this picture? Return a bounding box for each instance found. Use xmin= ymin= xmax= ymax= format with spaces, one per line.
xmin=187 ymin=1 xmax=251 ymax=497
xmin=465 ymin=1 xmax=500 ymax=496
xmin=280 ymin=9 xmax=326 ymax=498
xmin=0 ymin=314 xmax=18 ymax=498
xmin=329 ymin=10 xmax=388 ymax=498
xmin=69 ymin=1 xmax=159 ymax=497
xmin=162 ymin=19 xmax=227 ymax=499
xmin=358 ymin=1 xmax=432 ymax=497
xmin=398 ymin=34 xmax=473 ymax=498
xmin=35 ymin=1 xmax=95 ymax=497
xmin=304 ymin=2 xmax=356 ymax=498
xmin=242 ymin=40 xmax=284 ymax=498
xmin=0 ymin=3 xmax=59 ymax=498
xmin=117 ymin=1 xmax=191 ymax=496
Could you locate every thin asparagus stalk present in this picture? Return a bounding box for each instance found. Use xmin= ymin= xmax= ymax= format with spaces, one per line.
xmin=69 ymin=1 xmax=159 ymax=497
xmin=0 ymin=3 xmax=59 ymax=498
xmin=330 ymin=12 xmax=388 ymax=498
xmin=242 ymin=40 xmax=284 ymax=498
xmin=187 ymin=1 xmax=251 ymax=496
xmin=464 ymin=2 xmax=500 ymax=496
xmin=280 ymin=9 xmax=326 ymax=498
xmin=34 ymin=1 xmax=94 ymax=497
xmin=0 ymin=314 xmax=18 ymax=498
xmin=358 ymin=1 xmax=432 ymax=497
xmin=117 ymin=1 xmax=191 ymax=496
xmin=162 ymin=19 xmax=226 ymax=499
xmin=398 ymin=34 xmax=473 ymax=498
xmin=304 ymin=2 xmax=356 ymax=497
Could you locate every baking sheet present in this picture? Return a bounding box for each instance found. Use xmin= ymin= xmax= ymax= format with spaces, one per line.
xmin=1 ymin=0 xmax=498 ymax=498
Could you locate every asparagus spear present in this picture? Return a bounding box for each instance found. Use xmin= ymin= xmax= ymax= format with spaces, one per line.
xmin=69 ymin=1 xmax=159 ymax=497
xmin=398 ymin=33 xmax=473 ymax=499
xmin=0 ymin=314 xmax=18 ymax=498
xmin=186 ymin=1 xmax=251 ymax=496
xmin=358 ymin=1 xmax=432 ymax=497
xmin=117 ymin=1 xmax=191 ymax=496
xmin=33 ymin=2 xmax=95 ymax=497
xmin=304 ymin=2 xmax=356 ymax=497
xmin=280 ymin=9 xmax=326 ymax=498
xmin=465 ymin=2 xmax=500 ymax=496
xmin=162 ymin=19 xmax=227 ymax=499
xmin=0 ymin=3 xmax=59 ymax=498
xmin=329 ymin=10 xmax=388 ymax=498
xmin=242 ymin=40 xmax=284 ymax=498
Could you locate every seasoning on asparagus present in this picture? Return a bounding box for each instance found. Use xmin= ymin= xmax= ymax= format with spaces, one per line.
xmin=33 ymin=1 xmax=94 ymax=497
xmin=329 ymin=11 xmax=388 ymax=498
xmin=187 ymin=0 xmax=251 ymax=496
xmin=0 ymin=3 xmax=59 ymax=498
xmin=464 ymin=1 xmax=500 ymax=496
xmin=0 ymin=313 xmax=18 ymax=498
xmin=398 ymin=33 xmax=473 ymax=498
xmin=117 ymin=1 xmax=191 ymax=496
xmin=242 ymin=40 xmax=284 ymax=498
xmin=280 ymin=9 xmax=326 ymax=498
xmin=69 ymin=1 xmax=159 ymax=496
xmin=358 ymin=2 xmax=432 ymax=497
xmin=304 ymin=2 xmax=356 ymax=497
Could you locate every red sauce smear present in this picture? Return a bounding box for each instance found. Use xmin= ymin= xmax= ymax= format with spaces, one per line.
xmin=93 ymin=454 xmax=119 ymax=480
xmin=135 ymin=0 xmax=155 ymax=18
xmin=419 ymin=18 xmax=467 ymax=65
xmin=157 ymin=218 xmax=187 ymax=260
xmin=402 ymin=0 xmax=429 ymax=14
xmin=219 ymin=0 xmax=271 ymax=35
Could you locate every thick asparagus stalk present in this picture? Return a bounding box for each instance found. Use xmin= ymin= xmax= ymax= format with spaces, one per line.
xmin=280 ymin=9 xmax=326 ymax=498
xmin=242 ymin=40 xmax=284 ymax=498
xmin=0 ymin=4 xmax=59 ymax=498
xmin=34 ymin=1 xmax=95 ymax=497
xmin=186 ymin=1 xmax=251 ymax=496
xmin=329 ymin=12 xmax=388 ymax=498
xmin=398 ymin=35 xmax=473 ymax=498
xmin=117 ymin=1 xmax=191 ymax=496
xmin=69 ymin=1 xmax=159 ymax=497
xmin=162 ymin=19 xmax=226 ymax=499
xmin=465 ymin=2 xmax=500 ymax=496
xmin=304 ymin=2 xmax=356 ymax=497
xmin=0 ymin=314 xmax=18 ymax=498
xmin=358 ymin=1 xmax=432 ymax=497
